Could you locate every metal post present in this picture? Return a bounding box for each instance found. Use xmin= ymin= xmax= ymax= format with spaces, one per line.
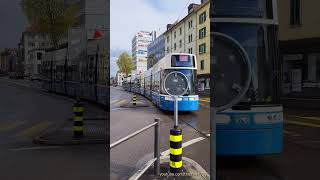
xmin=210 ymin=108 xmax=216 ymax=180
xmin=154 ymin=118 xmax=160 ymax=176
xmin=174 ymin=96 xmax=178 ymax=128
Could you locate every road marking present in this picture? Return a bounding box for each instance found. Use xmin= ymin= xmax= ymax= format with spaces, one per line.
xmin=161 ymin=137 xmax=206 ymax=157
xmin=13 ymin=121 xmax=53 ymax=138
xmin=9 ymin=146 xmax=63 ymax=151
xmin=199 ymin=99 xmax=210 ymax=103
xmin=283 ymin=130 xmax=301 ymax=137
xmin=286 ymin=120 xmax=320 ymax=128
xmin=111 ymin=100 xmax=119 ymax=104
xmin=114 ymin=99 xmax=127 ymax=106
xmin=0 ymin=121 xmax=25 ymax=132
xmin=289 ymin=115 xmax=320 ymax=121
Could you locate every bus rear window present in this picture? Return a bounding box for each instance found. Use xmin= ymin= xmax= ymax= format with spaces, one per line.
xmin=171 ymin=55 xmax=194 ymax=67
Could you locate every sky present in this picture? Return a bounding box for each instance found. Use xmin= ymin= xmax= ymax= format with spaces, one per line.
xmin=0 ymin=0 xmax=28 ymax=52
xmin=110 ymin=0 xmax=202 ymax=76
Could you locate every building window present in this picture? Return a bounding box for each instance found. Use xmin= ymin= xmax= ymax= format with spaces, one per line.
xmin=199 ymin=27 xmax=206 ymax=39
xmin=199 ymin=43 xmax=206 ymax=54
xmin=290 ymin=0 xmax=301 ymax=26
xmin=174 ymin=43 xmax=176 ymax=50
xmin=179 ymin=40 xmax=182 ymax=48
xmin=188 ymin=34 xmax=193 ymax=43
xmin=167 ymin=36 xmax=170 ymax=43
xmin=199 ymin=11 xmax=207 ymax=24
xmin=188 ymin=48 xmax=193 ymax=54
xmin=37 ymin=52 xmax=42 ymax=60
xmin=200 ymin=60 xmax=204 ymax=70
xmin=174 ymin=31 xmax=176 ymax=39
xmin=167 ymin=47 xmax=170 ymax=53
xmin=179 ymin=27 xmax=182 ymax=35
xmin=188 ymin=20 xmax=193 ymax=29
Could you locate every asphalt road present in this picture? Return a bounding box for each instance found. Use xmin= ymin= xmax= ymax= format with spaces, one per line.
xmin=0 ymin=78 xmax=107 ymax=180
xmin=110 ymin=87 xmax=211 ymax=180
xmin=111 ymin=86 xmax=320 ymax=180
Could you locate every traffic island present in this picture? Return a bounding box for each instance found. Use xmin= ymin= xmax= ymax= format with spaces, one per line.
xmin=33 ymin=120 xmax=107 ymax=145
xmin=136 ymin=156 xmax=209 ymax=180
xmin=119 ymin=100 xmax=150 ymax=108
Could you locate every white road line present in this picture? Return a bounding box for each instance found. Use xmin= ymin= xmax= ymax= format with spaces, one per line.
xmin=9 ymin=146 xmax=63 ymax=151
xmin=161 ymin=136 xmax=206 ymax=157
xmin=115 ymin=100 xmax=126 ymax=106
xmin=111 ymin=100 xmax=119 ymax=104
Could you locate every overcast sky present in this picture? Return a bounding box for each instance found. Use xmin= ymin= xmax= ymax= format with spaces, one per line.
xmin=0 ymin=0 xmax=28 ymax=52
xmin=110 ymin=0 xmax=201 ymax=76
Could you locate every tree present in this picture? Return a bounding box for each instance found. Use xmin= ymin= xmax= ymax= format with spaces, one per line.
xmin=117 ymin=52 xmax=133 ymax=76
xmin=21 ymin=0 xmax=78 ymax=48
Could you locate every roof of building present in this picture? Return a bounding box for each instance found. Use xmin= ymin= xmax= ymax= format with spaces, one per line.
xmin=163 ymin=0 xmax=210 ymax=35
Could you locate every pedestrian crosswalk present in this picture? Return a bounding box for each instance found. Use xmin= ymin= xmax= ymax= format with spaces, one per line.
xmin=0 ymin=120 xmax=54 ymax=140
xmin=111 ymin=99 xmax=127 ymax=106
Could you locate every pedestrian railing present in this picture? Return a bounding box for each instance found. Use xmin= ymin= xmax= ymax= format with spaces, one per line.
xmin=110 ymin=118 xmax=160 ymax=179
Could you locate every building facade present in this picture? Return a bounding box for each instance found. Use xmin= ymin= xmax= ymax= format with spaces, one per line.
xmin=147 ymin=34 xmax=165 ymax=70
xmin=132 ymin=31 xmax=155 ymax=75
xmin=163 ymin=0 xmax=210 ymax=95
xmin=278 ymin=0 xmax=320 ymax=108
xmin=20 ymin=29 xmax=52 ymax=77
xmin=66 ymin=0 xmax=109 ymax=84
xmin=0 ymin=48 xmax=18 ymax=74
xmin=27 ymin=49 xmax=45 ymax=76
xmin=116 ymin=72 xmax=125 ymax=86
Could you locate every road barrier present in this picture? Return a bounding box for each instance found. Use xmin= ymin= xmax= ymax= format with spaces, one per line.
xmin=132 ymin=94 xmax=137 ymax=106
xmin=169 ymin=127 xmax=183 ymax=173
xmin=110 ymin=118 xmax=160 ymax=179
xmin=73 ymin=99 xmax=84 ymax=137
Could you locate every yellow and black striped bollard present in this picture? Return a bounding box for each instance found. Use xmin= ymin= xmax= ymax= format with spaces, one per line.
xmin=170 ymin=127 xmax=183 ymax=173
xmin=73 ymin=101 xmax=84 ymax=137
xmin=132 ymin=94 xmax=137 ymax=106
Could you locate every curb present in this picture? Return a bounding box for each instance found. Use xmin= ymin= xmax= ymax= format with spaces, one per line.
xmin=33 ymin=120 xmax=107 ymax=146
xmin=33 ymin=136 xmax=107 ymax=146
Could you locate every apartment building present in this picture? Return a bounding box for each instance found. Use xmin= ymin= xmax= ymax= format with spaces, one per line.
xmin=163 ymin=0 xmax=210 ymax=95
xmin=278 ymin=0 xmax=320 ymax=108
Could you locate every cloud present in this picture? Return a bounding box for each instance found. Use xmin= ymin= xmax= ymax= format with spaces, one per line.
xmin=110 ymin=0 xmax=201 ymax=51
xmin=110 ymin=0 xmax=201 ymax=75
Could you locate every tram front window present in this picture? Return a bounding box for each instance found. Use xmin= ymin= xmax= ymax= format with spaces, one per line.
xmin=214 ymin=23 xmax=278 ymax=105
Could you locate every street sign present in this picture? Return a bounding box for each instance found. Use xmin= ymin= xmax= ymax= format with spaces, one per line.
xmin=164 ymin=71 xmax=189 ymax=128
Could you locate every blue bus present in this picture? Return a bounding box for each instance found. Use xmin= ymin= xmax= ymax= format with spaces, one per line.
xmin=123 ymin=53 xmax=199 ymax=111
xmin=212 ymin=0 xmax=283 ymax=155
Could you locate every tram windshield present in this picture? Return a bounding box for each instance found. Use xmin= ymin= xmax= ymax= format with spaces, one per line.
xmin=212 ymin=0 xmax=273 ymax=19
xmin=214 ymin=23 xmax=279 ymax=105
xmin=161 ymin=69 xmax=197 ymax=95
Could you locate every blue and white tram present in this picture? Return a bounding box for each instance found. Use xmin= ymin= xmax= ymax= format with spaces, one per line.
xmin=125 ymin=53 xmax=199 ymax=111
xmin=212 ymin=0 xmax=283 ymax=155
